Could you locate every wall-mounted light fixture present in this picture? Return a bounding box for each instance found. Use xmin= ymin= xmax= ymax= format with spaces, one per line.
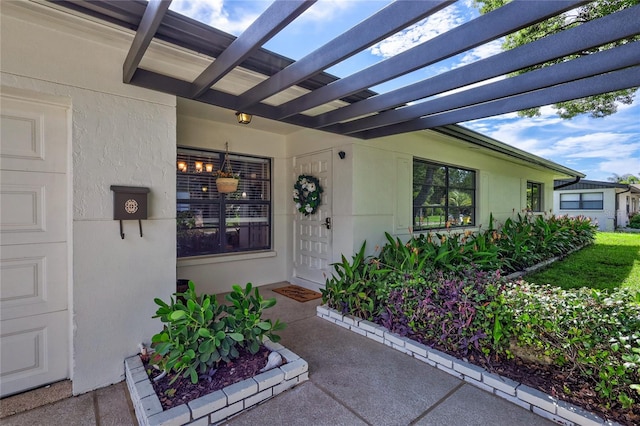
xmin=177 ymin=160 xmax=187 ymax=172
xmin=194 ymin=161 xmax=203 ymax=173
xmin=236 ymin=112 xmax=252 ymax=124
xmin=205 ymin=163 xmax=213 ymax=173
xmin=338 ymin=151 xmax=346 ymax=159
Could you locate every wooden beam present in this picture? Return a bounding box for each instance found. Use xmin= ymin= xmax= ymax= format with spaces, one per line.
xmin=235 ymin=0 xmax=453 ymax=109
xmin=356 ymin=66 xmax=640 ymax=139
xmin=122 ymin=0 xmax=171 ymax=83
xmin=274 ymin=0 xmax=586 ymax=119
xmin=313 ymin=5 xmax=640 ymax=129
xmin=190 ymin=0 xmax=316 ymax=99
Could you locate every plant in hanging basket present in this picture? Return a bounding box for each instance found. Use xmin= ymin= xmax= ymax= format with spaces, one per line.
xmin=216 ymin=177 xmax=239 ymax=193
xmin=215 ymin=143 xmax=240 ymax=193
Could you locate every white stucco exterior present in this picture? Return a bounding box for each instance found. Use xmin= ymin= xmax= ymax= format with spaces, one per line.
xmin=554 ymin=183 xmax=640 ymax=231
xmin=2 ymin=2 xmax=176 ymax=394
xmin=1 ymin=1 xmax=579 ymax=396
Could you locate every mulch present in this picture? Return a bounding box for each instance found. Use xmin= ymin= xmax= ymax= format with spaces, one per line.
xmin=143 ymin=346 xmax=272 ymax=410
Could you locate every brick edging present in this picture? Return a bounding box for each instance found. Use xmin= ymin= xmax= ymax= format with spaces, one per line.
xmin=125 ymin=338 xmax=308 ymax=426
xmin=317 ymin=305 xmax=619 ymax=426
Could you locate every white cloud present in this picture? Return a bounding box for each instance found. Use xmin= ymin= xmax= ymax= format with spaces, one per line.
xmin=170 ymin=0 xmax=265 ymax=35
xmin=598 ymin=159 xmax=640 ymax=177
xmin=368 ymin=4 xmax=465 ymax=58
xmin=455 ymin=39 xmax=503 ymax=68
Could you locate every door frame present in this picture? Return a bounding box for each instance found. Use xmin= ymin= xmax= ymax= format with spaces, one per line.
xmin=291 ymin=149 xmax=333 ymax=292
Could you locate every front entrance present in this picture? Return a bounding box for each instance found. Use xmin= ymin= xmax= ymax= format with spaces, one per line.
xmin=0 ymin=89 xmax=70 ymax=397
xmin=292 ymin=150 xmax=332 ymax=291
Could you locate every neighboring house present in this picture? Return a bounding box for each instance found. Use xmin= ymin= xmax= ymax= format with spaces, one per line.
xmin=554 ymin=179 xmax=640 ymax=231
xmin=1 ymin=2 xmax=585 ymax=399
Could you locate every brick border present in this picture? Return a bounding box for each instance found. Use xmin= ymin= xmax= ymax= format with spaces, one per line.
xmin=317 ymin=306 xmax=620 ymax=426
xmin=125 ymin=339 xmax=308 ymax=426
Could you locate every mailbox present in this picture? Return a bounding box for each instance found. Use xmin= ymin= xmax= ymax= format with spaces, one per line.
xmin=110 ymin=185 xmax=150 ymax=239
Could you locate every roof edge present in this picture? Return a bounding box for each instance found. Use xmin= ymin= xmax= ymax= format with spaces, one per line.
xmin=433 ymin=124 xmax=585 ymax=178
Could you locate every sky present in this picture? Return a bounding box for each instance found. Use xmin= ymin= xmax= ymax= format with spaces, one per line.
xmin=168 ymin=0 xmax=640 ymax=181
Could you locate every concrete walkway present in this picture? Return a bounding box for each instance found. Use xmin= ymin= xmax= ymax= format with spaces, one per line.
xmin=1 ymin=282 xmax=553 ymax=425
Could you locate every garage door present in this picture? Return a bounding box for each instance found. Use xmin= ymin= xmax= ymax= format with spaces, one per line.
xmin=0 ymin=90 xmax=70 ymax=397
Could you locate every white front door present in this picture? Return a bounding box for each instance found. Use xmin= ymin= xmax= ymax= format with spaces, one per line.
xmin=293 ymin=150 xmax=332 ymax=290
xmin=0 ymin=90 xmax=70 ymax=397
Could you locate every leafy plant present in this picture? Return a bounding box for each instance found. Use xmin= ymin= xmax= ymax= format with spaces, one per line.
xmin=151 ymin=281 xmax=242 ymax=384
xmin=224 ymin=283 xmax=286 ymax=354
xmin=321 ymin=241 xmax=381 ymax=319
xmin=503 ymin=281 xmax=640 ymax=409
xmin=151 ymin=281 xmax=285 ymax=384
xmin=629 ymin=214 xmax=640 ymax=229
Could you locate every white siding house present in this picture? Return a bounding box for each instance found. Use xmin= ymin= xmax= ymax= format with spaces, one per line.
xmin=554 ymin=180 xmax=640 ymax=231
xmin=1 ymin=2 xmax=585 ymax=397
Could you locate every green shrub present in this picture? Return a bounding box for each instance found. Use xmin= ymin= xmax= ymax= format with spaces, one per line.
xmin=503 ymin=281 xmax=640 ymax=409
xmin=321 ymin=241 xmax=381 ymax=319
xmin=151 ymin=281 xmax=284 ymax=384
xmin=224 ymin=283 xmax=286 ymax=354
xmin=629 ymin=214 xmax=640 ymax=229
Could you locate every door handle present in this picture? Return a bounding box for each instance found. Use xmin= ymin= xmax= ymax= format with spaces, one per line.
xmin=324 ymin=217 xmax=331 ymax=229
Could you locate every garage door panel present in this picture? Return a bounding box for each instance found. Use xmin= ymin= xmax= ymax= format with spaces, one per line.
xmin=1 ymin=90 xmax=69 ymax=396
xmin=0 ymin=310 xmax=69 ymax=397
xmin=1 ymin=171 xmax=67 ymax=245
xmin=0 ymin=98 xmax=67 ymax=173
xmin=1 ymin=242 xmax=67 ymax=321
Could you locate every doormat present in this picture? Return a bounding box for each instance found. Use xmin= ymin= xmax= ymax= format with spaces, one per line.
xmin=273 ymin=285 xmax=322 ymax=303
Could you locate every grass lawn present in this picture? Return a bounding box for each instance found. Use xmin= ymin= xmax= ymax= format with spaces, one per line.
xmin=525 ymin=232 xmax=640 ymax=291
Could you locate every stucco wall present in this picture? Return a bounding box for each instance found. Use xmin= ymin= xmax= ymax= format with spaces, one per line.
xmin=1 ymin=3 xmax=176 ymax=394
xmin=286 ymin=129 xmax=562 ymax=260
xmin=554 ymin=188 xmax=617 ymax=231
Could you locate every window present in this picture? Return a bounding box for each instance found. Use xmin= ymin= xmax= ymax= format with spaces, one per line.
xmin=526 ymin=181 xmax=543 ymax=212
xmin=559 ymin=192 xmax=603 ymax=210
xmin=413 ymin=159 xmax=476 ymax=230
xmin=177 ymin=147 xmax=271 ymax=258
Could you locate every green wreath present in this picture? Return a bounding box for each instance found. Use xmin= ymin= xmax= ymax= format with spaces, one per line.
xmin=293 ymin=174 xmax=323 ymax=216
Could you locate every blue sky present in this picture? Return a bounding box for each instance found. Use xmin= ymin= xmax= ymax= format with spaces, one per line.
xmin=169 ymin=0 xmax=640 ymax=181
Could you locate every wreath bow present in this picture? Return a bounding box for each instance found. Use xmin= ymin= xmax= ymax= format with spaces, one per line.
xmin=293 ymin=174 xmax=323 ymax=216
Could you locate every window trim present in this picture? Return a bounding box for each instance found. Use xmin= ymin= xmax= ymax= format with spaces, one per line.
xmin=177 ymin=146 xmax=272 ymax=258
xmin=559 ymin=192 xmax=604 ymax=210
xmin=412 ymin=158 xmax=476 ymax=230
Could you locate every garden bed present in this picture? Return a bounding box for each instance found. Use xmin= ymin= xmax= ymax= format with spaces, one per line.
xmin=125 ymin=338 xmax=308 ymax=426
xmin=317 ymin=306 xmax=618 ymax=426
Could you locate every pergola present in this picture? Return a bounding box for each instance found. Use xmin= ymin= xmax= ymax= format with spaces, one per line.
xmin=56 ymin=0 xmax=640 ymax=139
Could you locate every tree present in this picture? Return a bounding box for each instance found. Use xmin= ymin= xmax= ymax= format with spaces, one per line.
xmin=608 ymin=173 xmax=640 ymax=184
xmin=474 ymin=0 xmax=639 ymax=119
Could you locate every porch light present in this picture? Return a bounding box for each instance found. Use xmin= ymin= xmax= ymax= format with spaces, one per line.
xmin=205 ymin=163 xmax=213 ymax=173
xmin=177 ymin=160 xmax=187 ymax=172
xmin=194 ymin=161 xmax=203 ymax=173
xmin=236 ymin=112 xmax=252 ymax=124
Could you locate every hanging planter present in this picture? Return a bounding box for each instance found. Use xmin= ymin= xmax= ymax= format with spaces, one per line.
xmin=216 ymin=177 xmax=238 ymax=193
xmin=215 ymin=142 xmax=239 ymax=194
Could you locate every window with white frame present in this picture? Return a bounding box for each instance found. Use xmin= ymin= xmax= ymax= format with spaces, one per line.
xmin=413 ymin=158 xmax=476 ymax=229
xmin=177 ymin=147 xmax=271 ymax=258
xmin=527 ymin=181 xmax=543 ymax=212
xmin=559 ymin=192 xmax=603 ymax=210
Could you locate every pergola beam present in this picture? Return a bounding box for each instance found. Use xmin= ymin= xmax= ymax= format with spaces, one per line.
xmin=190 ymin=0 xmax=316 ymax=99
xmin=274 ymin=0 xmax=586 ymax=119
xmin=313 ymin=5 xmax=640 ymax=129
xmin=122 ymin=0 xmax=171 ymax=83
xmin=235 ymin=0 xmax=453 ymax=110
xmin=355 ymin=66 xmax=640 ymax=139
xmin=337 ymin=42 xmax=640 ymax=134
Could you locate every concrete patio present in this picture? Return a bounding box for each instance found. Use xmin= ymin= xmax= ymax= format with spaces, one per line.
xmin=1 ymin=282 xmax=553 ymax=426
